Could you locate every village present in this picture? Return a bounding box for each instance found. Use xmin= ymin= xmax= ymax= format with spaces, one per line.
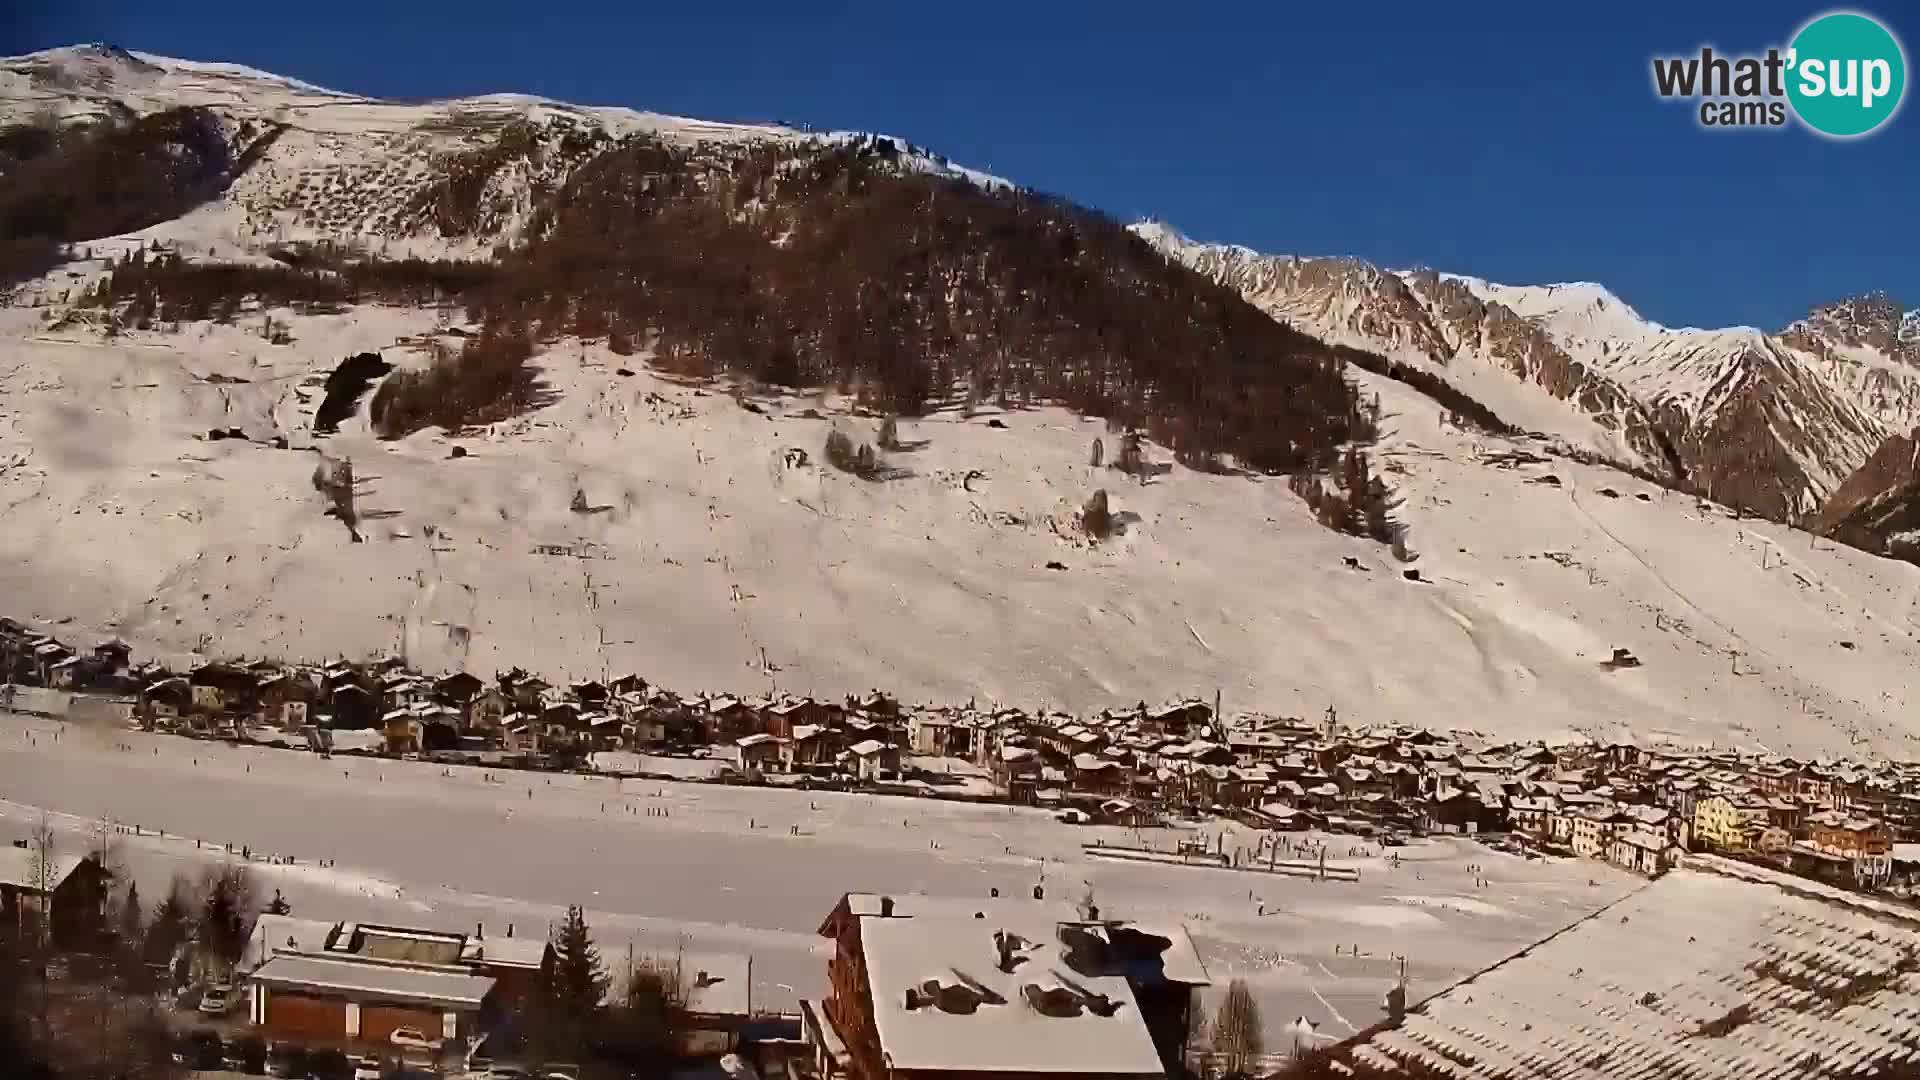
xmin=11 ymin=611 xmax=1920 ymax=1078
xmin=7 ymin=614 xmax=1919 ymax=901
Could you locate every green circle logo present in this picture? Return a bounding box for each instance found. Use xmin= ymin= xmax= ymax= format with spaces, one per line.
xmin=1787 ymin=12 xmax=1907 ymax=137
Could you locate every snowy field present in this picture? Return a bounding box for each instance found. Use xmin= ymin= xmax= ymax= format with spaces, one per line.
xmin=0 ymin=715 xmax=1637 ymax=1034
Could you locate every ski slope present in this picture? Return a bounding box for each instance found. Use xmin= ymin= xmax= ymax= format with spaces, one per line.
xmin=4 ymin=302 xmax=1920 ymax=756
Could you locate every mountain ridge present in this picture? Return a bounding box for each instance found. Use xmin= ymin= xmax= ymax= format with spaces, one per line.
xmin=1134 ymin=221 xmax=1917 ymax=537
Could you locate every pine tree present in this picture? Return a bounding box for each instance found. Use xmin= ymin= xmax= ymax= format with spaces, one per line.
xmin=1212 ymin=978 xmax=1264 ymax=1074
xmin=118 ymin=881 xmax=144 ymax=947
xmin=198 ymin=865 xmax=259 ymax=976
xmin=145 ymin=879 xmax=191 ymax=966
xmin=114 ymin=881 xmax=147 ymax=984
xmin=542 ymin=905 xmax=609 ymax=1053
xmin=1082 ymin=489 xmax=1112 ymax=540
xmin=824 ymin=428 xmax=856 ymax=472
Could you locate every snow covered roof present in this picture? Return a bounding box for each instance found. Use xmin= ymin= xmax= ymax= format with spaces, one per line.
xmin=849 ymin=739 xmax=887 ymax=756
xmin=1611 ymin=828 xmax=1668 ymax=852
xmin=0 ymin=848 xmax=88 ymax=892
xmin=244 ymin=914 xmax=337 ymax=970
xmin=249 ymin=953 xmax=495 ymax=1009
xmin=461 ymin=934 xmax=549 ymax=971
xmin=830 ymin=892 xmax=1080 ymax=926
xmin=1329 ymin=855 xmax=1920 ymax=1079
xmin=681 ymin=951 xmax=752 ymax=1018
xmin=856 ymin=913 xmax=1167 ymax=1076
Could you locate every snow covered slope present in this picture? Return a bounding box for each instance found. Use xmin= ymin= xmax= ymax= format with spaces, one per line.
xmin=4 ymin=302 xmax=1920 ymax=757
xmin=1138 ymin=223 xmax=1920 ymax=526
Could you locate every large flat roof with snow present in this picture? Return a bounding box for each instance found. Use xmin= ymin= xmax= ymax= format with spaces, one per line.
xmin=856 ymin=912 xmax=1166 ymax=1076
xmin=249 ymin=954 xmax=495 ymax=1009
xmin=1326 ymin=854 xmax=1920 ymax=1079
xmin=244 ymin=915 xmax=337 ymax=971
xmin=681 ymin=951 xmax=752 ymax=1019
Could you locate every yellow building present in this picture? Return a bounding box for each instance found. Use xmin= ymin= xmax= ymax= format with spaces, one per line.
xmin=1693 ymin=794 xmax=1766 ymax=851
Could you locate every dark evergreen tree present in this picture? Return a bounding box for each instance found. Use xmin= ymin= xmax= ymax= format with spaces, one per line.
xmin=144 ymin=879 xmax=191 ymax=967
xmin=118 ymin=881 xmax=144 ymax=948
xmin=1212 ymin=977 xmax=1265 ymax=1074
xmin=538 ymin=904 xmax=609 ymax=1056
xmin=824 ymin=428 xmax=856 ymax=472
xmin=197 ymin=864 xmax=259 ymax=976
xmin=1083 ymin=489 xmax=1112 ymax=540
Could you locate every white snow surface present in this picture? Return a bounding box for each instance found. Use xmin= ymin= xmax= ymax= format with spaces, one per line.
xmin=857 ymin=912 xmax=1166 ymax=1074
xmin=0 ymin=716 xmax=1639 ymax=1029
xmin=5 ymin=305 xmax=1920 ymax=754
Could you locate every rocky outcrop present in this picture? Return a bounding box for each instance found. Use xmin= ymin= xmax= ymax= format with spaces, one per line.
xmin=1812 ymin=427 xmax=1920 ymax=562
xmin=1397 ymin=271 xmax=1676 ymax=472
xmin=1786 ymin=293 xmax=1920 ymax=369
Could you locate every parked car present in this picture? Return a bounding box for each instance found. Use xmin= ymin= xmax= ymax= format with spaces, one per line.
xmin=176 ymin=1030 xmax=224 ymax=1071
xmin=265 ymin=1044 xmax=310 ymax=1078
xmin=352 ymin=1056 xmax=386 ymax=1080
xmin=307 ymin=1047 xmax=353 ymax=1080
xmin=388 ymin=1026 xmax=444 ymax=1051
xmin=227 ymin=1033 xmax=269 ymax=1074
xmin=199 ymin=984 xmax=235 ymax=1014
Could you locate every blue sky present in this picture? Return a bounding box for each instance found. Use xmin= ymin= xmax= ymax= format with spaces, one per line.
xmin=11 ymin=1 xmax=1917 ymax=329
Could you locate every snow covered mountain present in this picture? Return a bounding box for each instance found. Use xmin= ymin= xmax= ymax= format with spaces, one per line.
xmin=1134 ymin=222 xmax=1920 ymax=529
xmin=0 ymin=43 xmax=1001 ymax=263
xmin=5 ymin=45 xmax=1920 ymax=757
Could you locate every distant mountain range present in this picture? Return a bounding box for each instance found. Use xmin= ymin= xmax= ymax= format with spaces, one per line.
xmin=1134 ymin=222 xmax=1920 ymax=548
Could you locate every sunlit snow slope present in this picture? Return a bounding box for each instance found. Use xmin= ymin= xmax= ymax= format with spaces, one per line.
xmin=4 ymin=301 xmax=1919 ymax=757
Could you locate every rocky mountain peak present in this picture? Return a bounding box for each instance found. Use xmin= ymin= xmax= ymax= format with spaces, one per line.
xmin=1792 ymin=292 xmax=1916 ymax=366
xmin=12 ymin=43 xmax=162 ymax=93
